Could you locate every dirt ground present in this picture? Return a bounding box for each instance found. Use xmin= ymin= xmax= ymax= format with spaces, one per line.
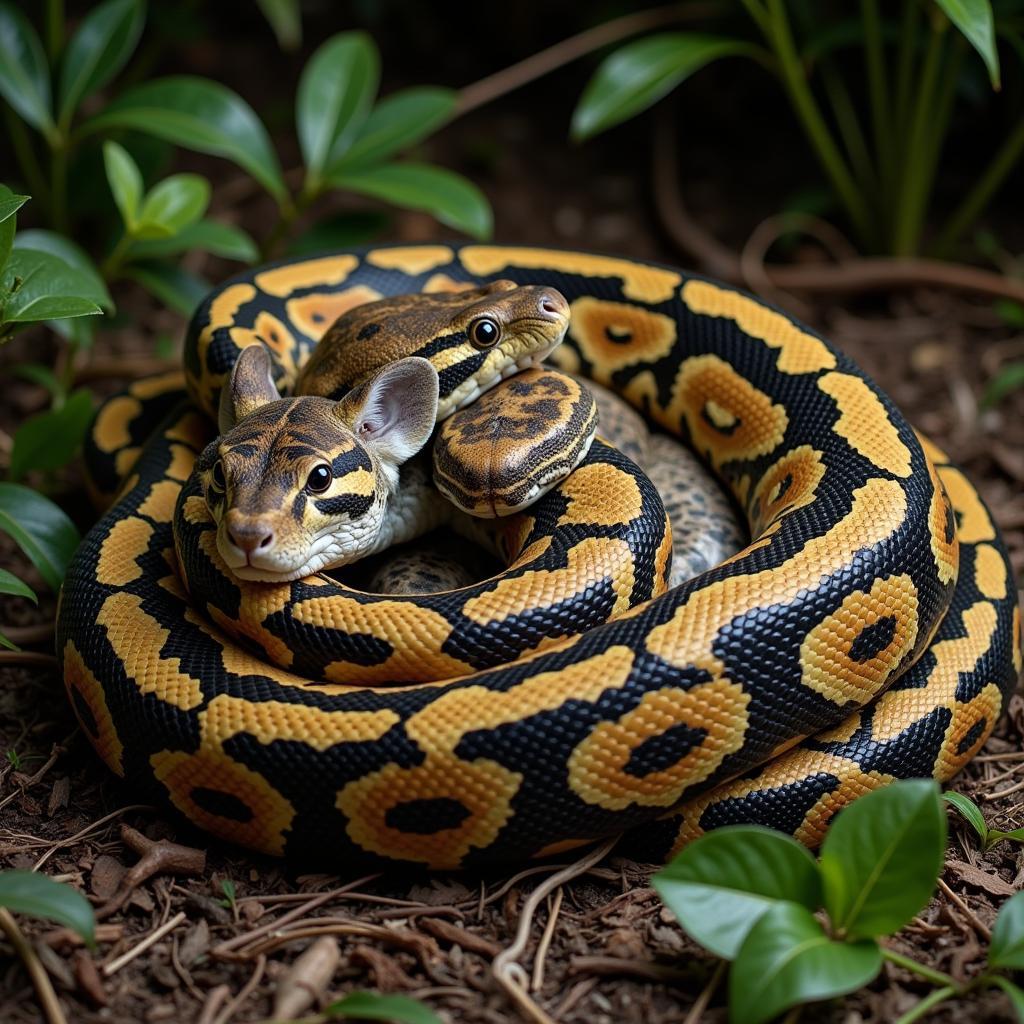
xmin=2 ymin=31 xmax=1024 ymax=1024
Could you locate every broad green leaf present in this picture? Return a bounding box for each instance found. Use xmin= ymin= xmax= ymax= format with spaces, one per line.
xmin=256 ymin=0 xmax=300 ymax=50
xmin=124 ymin=261 xmax=207 ymax=316
xmin=1 ymin=249 xmax=103 ymax=324
xmin=0 ymin=483 xmax=79 ymax=591
xmin=58 ymin=0 xmax=144 ymax=125
xmin=83 ymin=76 xmax=286 ymax=202
xmin=286 ymin=210 xmax=390 ymax=256
xmin=982 ymin=361 xmax=1024 ymax=408
xmin=327 ymin=991 xmax=442 ymax=1023
xmin=331 ymin=86 xmax=457 ymax=172
xmin=14 ymin=229 xmax=114 ymax=311
xmin=0 ymin=568 xmax=36 ymax=603
xmin=0 ymin=871 xmax=95 ymax=945
xmin=0 ymin=3 xmax=54 ymax=135
xmin=987 ymin=827 xmax=1024 ymax=848
xmin=729 ymin=903 xmax=881 ymax=1024
xmin=0 ymin=183 xmax=28 ymax=272
xmin=0 ymin=184 xmax=29 ymax=225
xmin=820 ymin=780 xmax=945 ymax=940
xmin=136 ymin=173 xmax=210 ymax=239
xmin=329 ymin=162 xmax=492 ymax=240
xmin=571 ymin=33 xmax=753 ymax=141
xmin=9 ymin=389 xmax=95 ymax=481
xmin=993 ymin=976 xmax=1024 ymax=1021
xmin=936 ymin=0 xmax=1000 ymax=88
xmin=653 ymin=826 xmax=822 ymax=959
xmin=944 ymin=791 xmax=988 ymax=847
xmin=990 ymin=891 xmax=1024 ymax=968
xmin=103 ymin=140 xmax=143 ymax=231
xmin=298 ymin=31 xmax=379 ymax=178
xmin=128 ymin=219 xmax=258 ymax=262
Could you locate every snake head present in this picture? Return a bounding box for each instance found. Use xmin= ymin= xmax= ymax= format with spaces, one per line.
xmin=200 ymin=346 xmax=439 ymax=582
xmin=295 ymin=281 xmax=571 ymax=419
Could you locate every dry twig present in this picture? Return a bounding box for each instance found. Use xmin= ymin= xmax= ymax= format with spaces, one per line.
xmin=0 ymin=907 xmax=67 ymax=1024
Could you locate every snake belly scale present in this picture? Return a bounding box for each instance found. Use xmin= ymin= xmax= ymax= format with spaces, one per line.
xmin=59 ymin=245 xmax=1022 ymax=868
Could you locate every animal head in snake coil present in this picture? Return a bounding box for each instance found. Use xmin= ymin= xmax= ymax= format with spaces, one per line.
xmin=198 ymin=346 xmax=439 ymax=582
xmin=294 ymin=281 xmax=570 ymax=418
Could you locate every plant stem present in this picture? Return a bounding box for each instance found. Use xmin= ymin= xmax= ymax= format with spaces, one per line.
xmin=3 ymin=105 xmax=50 ymax=202
xmin=861 ymin=0 xmax=893 ymax=211
xmin=882 ymin=949 xmax=958 ymax=989
xmin=759 ymin=0 xmax=871 ymax=245
xmin=894 ymin=0 xmax=920 ymax=136
xmin=739 ymin=0 xmax=771 ymax=37
xmin=100 ymin=233 xmax=134 ymax=279
xmin=892 ymin=985 xmax=958 ymax=1024
xmin=45 ymin=0 xmax=64 ymax=64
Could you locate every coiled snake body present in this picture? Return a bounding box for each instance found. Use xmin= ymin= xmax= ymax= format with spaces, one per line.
xmin=60 ymin=245 xmax=1022 ymax=868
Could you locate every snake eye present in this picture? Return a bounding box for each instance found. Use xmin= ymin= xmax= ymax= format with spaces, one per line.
xmin=306 ymin=463 xmax=332 ymax=493
xmin=210 ymin=459 xmax=226 ymax=491
xmin=469 ymin=317 xmax=500 ymax=350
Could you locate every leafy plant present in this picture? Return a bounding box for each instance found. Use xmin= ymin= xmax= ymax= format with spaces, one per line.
xmin=571 ymin=0 xmax=1020 ymax=257
xmin=946 ymin=791 xmax=1024 ymax=850
xmin=654 ymin=780 xmax=1024 ymax=1023
xmin=0 ymin=870 xmax=95 ymax=946
xmin=218 ymin=878 xmax=237 ymax=911
xmin=325 ymin=991 xmax=442 ymax=1023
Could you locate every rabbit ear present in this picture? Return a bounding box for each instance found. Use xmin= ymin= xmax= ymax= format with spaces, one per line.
xmin=219 ymin=346 xmax=281 ymax=433
xmin=335 ymin=357 xmax=439 ymax=467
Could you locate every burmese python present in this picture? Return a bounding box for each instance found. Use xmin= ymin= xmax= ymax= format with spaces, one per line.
xmin=59 ymin=245 xmax=1022 ymax=868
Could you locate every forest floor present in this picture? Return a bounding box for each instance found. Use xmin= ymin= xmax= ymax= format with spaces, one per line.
xmin=1 ymin=48 xmax=1024 ymax=1024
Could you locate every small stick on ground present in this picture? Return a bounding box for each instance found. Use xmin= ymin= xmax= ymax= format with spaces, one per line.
xmin=531 ymin=888 xmax=563 ymax=992
xmin=0 ymin=907 xmax=67 ymax=1024
xmin=102 ymin=911 xmax=186 ymax=976
xmin=937 ymin=878 xmax=992 ymax=941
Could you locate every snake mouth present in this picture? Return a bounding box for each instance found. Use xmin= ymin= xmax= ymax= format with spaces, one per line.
xmin=443 ymin=344 xmax=560 ymax=421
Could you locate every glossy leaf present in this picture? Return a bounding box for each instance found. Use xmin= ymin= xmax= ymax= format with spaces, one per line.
xmin=0 ymin=482 xmax=79 ymax=591
xmin=0 ymin=3 xmax=54 ymax=135
xmin=571 ymin=33 xmax=752 ymax=141
xmin=9 ymin=389 xmax=95 ymax=481
xmin=256 ymin=0 xmax=300 ymax=50
xmin=103 ymin=140 xmax=144 ymax=231
xmin=331 ymin=86 xmax=457 ymax=172
xmin=653 ymin=826 xmax=822 ymax=959
xmin=0 ymin=568 xmax=36 ymax=603
xmin=987 ymin=827 xmax=1024 ymax=848
xmin=13 ymin=230 xmax=113 ymax=312
xmin=124 ymin=261 xmax=207 ymax=316
xmin=0 ymin=871 xmax=95 ymax=945
xmin=936 ymin=0 xmax=1000 ymax=89
xmin=0 ymin=184 xmax=28 ymax=272
xmin=982 ymin=361 xmax=1024 ymax=408
xmin=58 ymin=0 xmax=144 ymax=124
xmin=327 ymin=991 xmax=442 ymax=1023
xmin=298 ymin=31 xmax=379 ymax=178
xmin=129 ymin=219 xmax=258 ymax=262
xmin=136 ymin=173 xmax=210 ymax=238
xmin=1 ymin=249 xmax=103 ymax=324
xmin=993 ymin=976 xmax=1024 ymax=1022
xmin=990 ymin=891 xmax=1024 ymax=969
xmin=944 ymin=791 xmax=988 ymax=846
xmin=729 ymin=903 xmax=882 ymax=1024
xmin=329 ymin=162 xmax=491 ymax=239
xmin=820 ymin=780 xmax=945 ymax=940
xmin=84 ymin=76 xmax=286 ymax=202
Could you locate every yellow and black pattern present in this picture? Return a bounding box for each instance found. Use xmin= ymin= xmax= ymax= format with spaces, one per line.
xmin=60 ymin=245 xmax=1021 ymax=869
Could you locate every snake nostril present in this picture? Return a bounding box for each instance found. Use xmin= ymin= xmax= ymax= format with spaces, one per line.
xmin=229 ymin=526 xmax=274 ymax=555
xmin=538 ymin=290 xmax=568 ymax=319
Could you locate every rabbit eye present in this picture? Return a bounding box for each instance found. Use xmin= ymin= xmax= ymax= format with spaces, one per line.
xmin=211 ymin=460 xmax=226 ymax=491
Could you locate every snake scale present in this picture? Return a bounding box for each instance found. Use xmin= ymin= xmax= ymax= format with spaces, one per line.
xmin=58 ymin=245 xmax=1022 ymax=869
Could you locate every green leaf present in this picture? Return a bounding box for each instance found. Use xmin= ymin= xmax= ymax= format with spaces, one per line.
xmin=992 ymin=976 xmax=1024 ymax=1021
xmin=128 ymin=219 xmax=258 ymax=262
xmin=9 ymin=389 xmax=95 ymax=482
xmin=944 ymin=791 xmax=988 ymax=847
xmin=83 ymin=76 xmax=286 ymax=203
xmin=1 ymin=249 xmax=103 ymax=324
xmin=0 ymin=568 xmax=36 ymax=604
xmin=0 ymin=871 xmax=95 ymax=944
xmin=729 ymin=903 xmax=882 ymax=1024
xmin=124 ymin=261 xmax=207 ymax=316
xmin=986 ymin=827 xmax=1024 ymax=848
xmin=982 ymin=361 xmax=1024 ymax=409
xmin=255 ymin=0 xmax=300 ymax=50
xmin=136 ymin=173 xmax=210 ymax=239
xmin=571 ymin=33 xmax=753 ymax=141
xmin=935 ymin=0 xmax=1000 ymax=89
xmin=329 ymin=162 xmax=491 ymax=240
xmin=103 ymin=140 xmax=144 ymax=232
xmin=331 ymin=86 xmax=457 ymax=172
xmin=58 ymin=0 xmax=144 ymax=125
xmin=327 ymin=991 xmax=442 ymax=1023
xmin=994 ymin=299 xmax=1024 ymax=328
xmin=0 ymin=184 xmax=29 ymax=226
xmin=0 ymin=3 xmax=54 ymax=136
xmin=653 ymin=826 xmax=822 ymax=960
xmin=0 ymin=483 xmax=79 ymax=591
xmin=990 ymin=891 xmax=1024 ymax=969
xmin=820 ymin=779 xmax=945 ymax=940
xmin=298 ymin=31 xmax=379 ymax=178
xmin=0 ymin=183 xmax=29 ymax=273
xmin=14 ymin=230 xmax=114 ymax=312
